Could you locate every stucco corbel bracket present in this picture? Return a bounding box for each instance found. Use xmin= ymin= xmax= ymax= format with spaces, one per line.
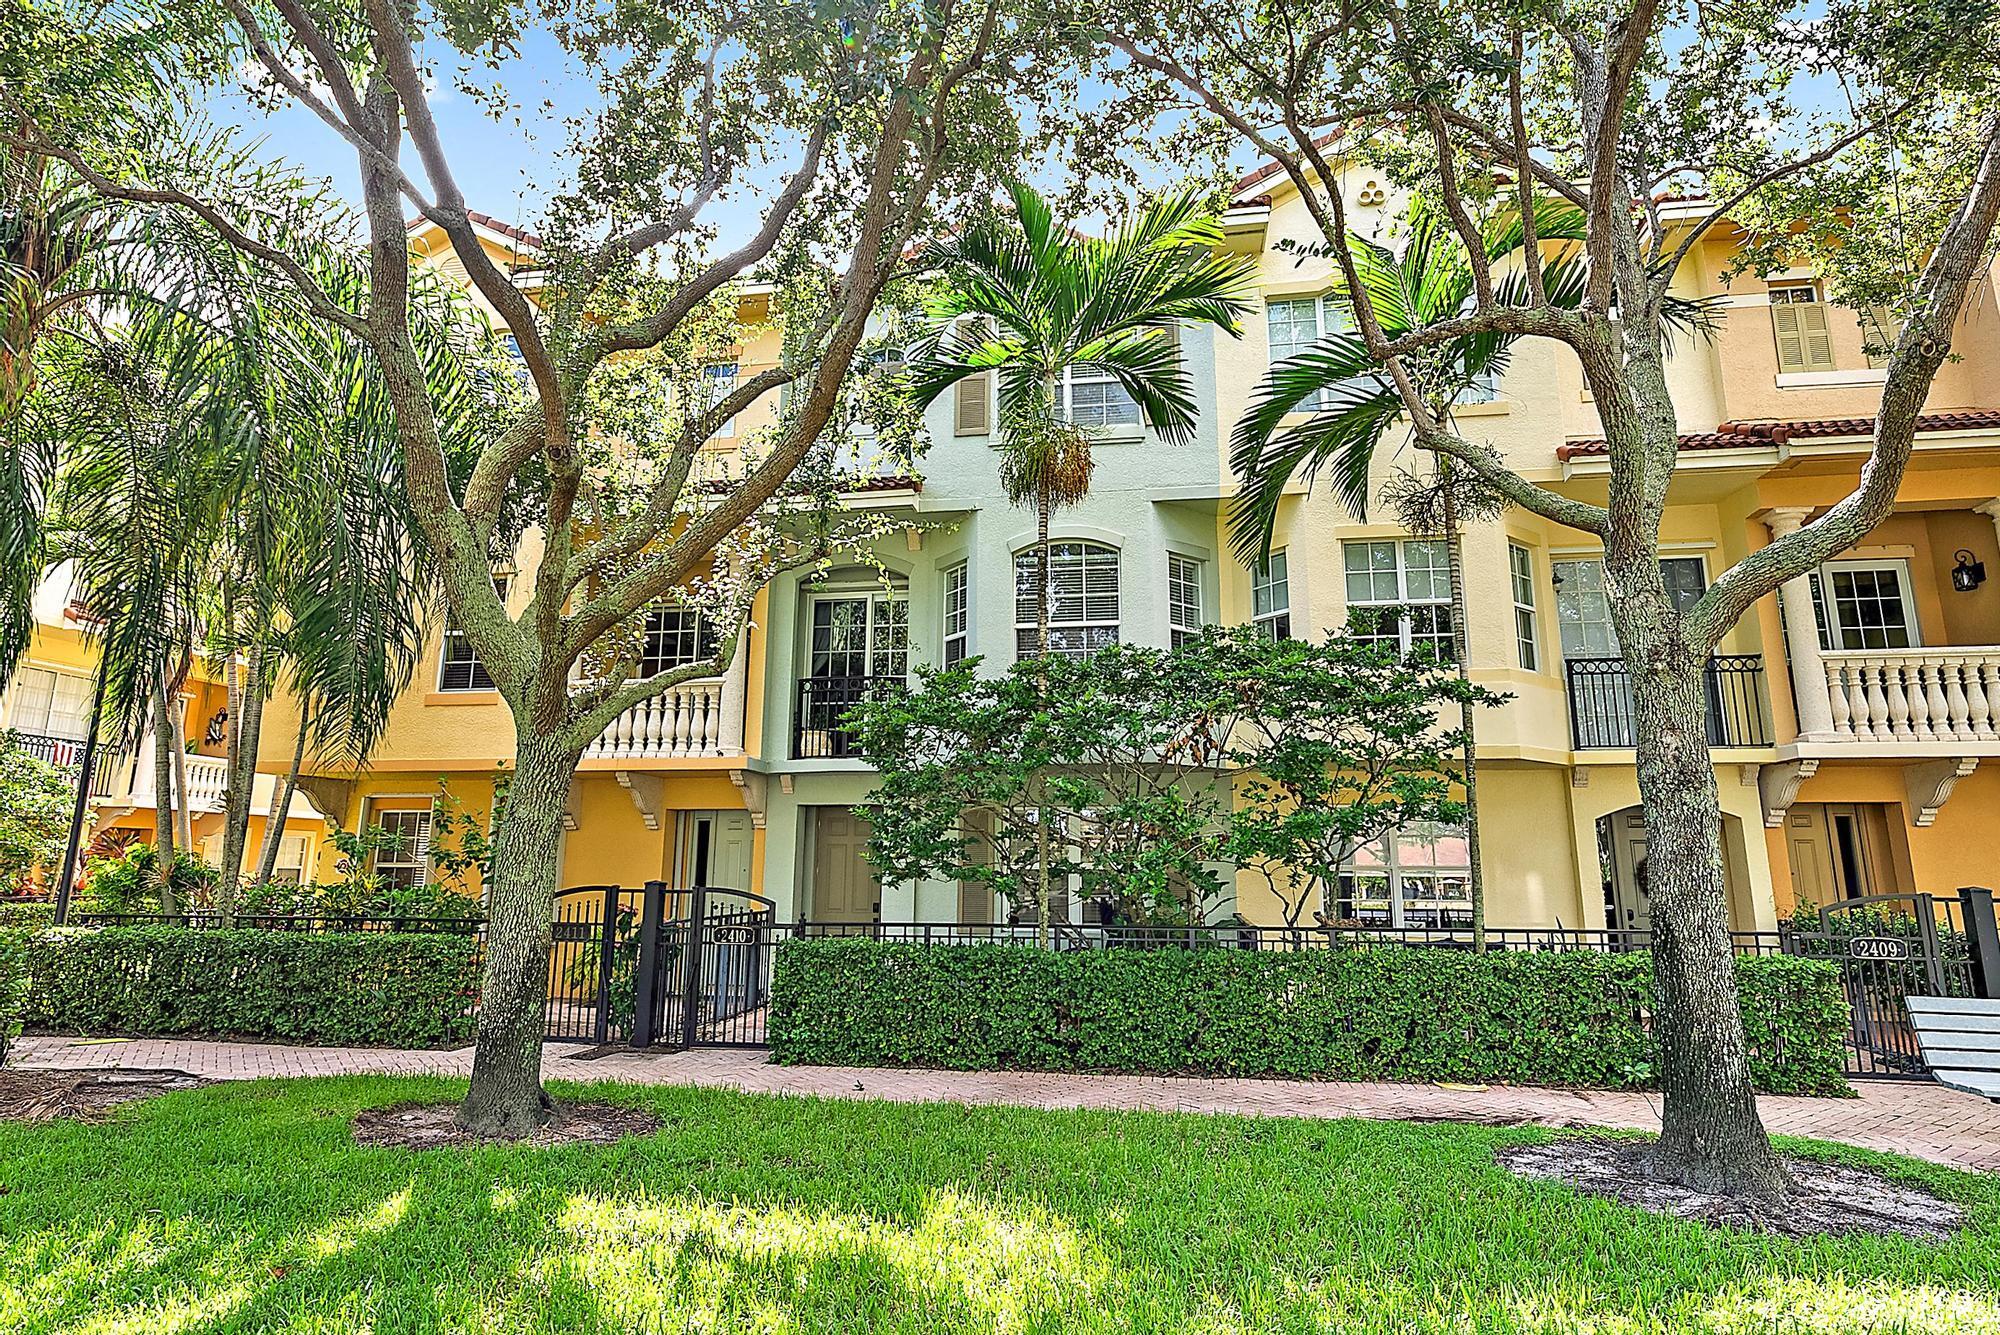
xmin=1757 ymin=758 xmax=1820 ymax=828
xmin=1905 ymin=757 xmax=1978 ymax=828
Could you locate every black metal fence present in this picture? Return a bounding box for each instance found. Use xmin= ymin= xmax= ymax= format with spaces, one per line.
xmin=67 ymin=911 xmax=485 ymax=935
xmin=9 ymin=729 xmax=86 ymax=768
xmin=1565 ymin=654 xmax=1772 ymax=749
xmin=792 ymin=676 xmax=898 ymax=758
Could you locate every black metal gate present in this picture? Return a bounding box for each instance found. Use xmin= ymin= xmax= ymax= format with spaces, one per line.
xmin=546 ymin=885 xmax=641 ymax=1045
xmin=1784 ymin=892 xmax=1958 ymax=1079
xmin=544 ymin=883 xmax=773 ymax=1049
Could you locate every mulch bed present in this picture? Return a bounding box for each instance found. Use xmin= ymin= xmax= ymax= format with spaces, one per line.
xmin=351 ymin=1101 xmax=662 ymax=1150
xmin=0 ymin=1068 xmax=212 ymax=1122
xmin=1497 ymin=1137 xmax=1965 ymax=1241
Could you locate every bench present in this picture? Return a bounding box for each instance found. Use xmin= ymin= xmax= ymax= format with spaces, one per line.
xmin=1908 ymin=996 xmax=2000 ymax=1100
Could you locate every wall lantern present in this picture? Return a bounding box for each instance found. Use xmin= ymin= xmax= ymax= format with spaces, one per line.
xmin=1952 ymin=549 xmax=1987 ymax=592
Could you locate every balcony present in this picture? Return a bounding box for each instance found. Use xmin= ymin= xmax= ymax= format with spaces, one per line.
xmin=11 ymin=730 xmax=87 ymax=768
xmin=1564 ymin=655 xmax=1774 ymax=749
xmin=1815 ymin=650 xmax=2000 ymax=745
xmin=582 ymin=681 xmax=733 ymax=759
xmin=793 ymin=676 xmax=901 ymax=759
xmin=91 ymin=749 xmax=231 ymax=811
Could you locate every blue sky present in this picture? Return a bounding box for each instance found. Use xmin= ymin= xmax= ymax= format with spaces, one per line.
xmin=217 ymin=29 xmax=595 ymax=237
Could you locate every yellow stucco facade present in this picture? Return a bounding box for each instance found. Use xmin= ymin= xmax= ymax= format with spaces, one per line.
xmin=206 ymin=179 xmax=2000 ymax=931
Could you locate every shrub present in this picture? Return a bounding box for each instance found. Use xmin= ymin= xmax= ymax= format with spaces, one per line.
xmin=82 ymin=844 xmax=219 ymax=914
xmin=21 ymin=927 xmax=481 ymax=1048
xmin=0 ymin=901 xmax=54 ymax=929
xmin=0 ymin=929 xmax=28 ymax=1065
xmin=768 ymin=939 xmax=1853 ymax=1096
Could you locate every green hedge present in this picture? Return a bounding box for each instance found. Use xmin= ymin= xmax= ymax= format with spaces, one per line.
xmin=0 ymin=902 xmax=54 ymax=930
xmin=21 ymin=927 xmax=481 ymax=1048
xmin=0 ymin=929 xmax=28 ymax=1065
xmin=768 ymin=940 xmax=1852 ymax=1096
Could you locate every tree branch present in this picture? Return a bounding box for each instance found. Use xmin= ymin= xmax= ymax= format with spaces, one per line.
xmin=1689 ymin=109 xmax=2000 ymax=647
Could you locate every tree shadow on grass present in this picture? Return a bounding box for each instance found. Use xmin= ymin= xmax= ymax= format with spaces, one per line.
xmin=0 ymin=1077 xmax=1996 ymax=1333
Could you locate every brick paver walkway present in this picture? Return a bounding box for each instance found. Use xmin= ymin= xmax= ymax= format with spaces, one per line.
xmin=13 ymin=1034 xmax=1997 ymax=1172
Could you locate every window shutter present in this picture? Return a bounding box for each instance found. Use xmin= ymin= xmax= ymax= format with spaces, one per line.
xmin=413 ymin=811 xmax=433 ymax=888
xmin=1797 ymin=302 xmax=1835 ymax=371
xmin=954 ymin=373 xmax=991 ymax=436
xmin=1771 ymin=302 xmax=1807 ymax=372
xmin=1153 ymin=321 xmax=1181 ymax=367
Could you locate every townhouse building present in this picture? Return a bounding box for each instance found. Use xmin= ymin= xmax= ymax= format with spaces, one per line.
xmin=255 ymin=174 xmax=2000 ymax=934
xmin=0 ymin=567 xmax=330 ymax=882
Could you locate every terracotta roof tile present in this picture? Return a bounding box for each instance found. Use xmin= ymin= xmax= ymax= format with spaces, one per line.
xmin=404 ymin=210 xmax=546 ymax=252
xmin=1557 ymin=410 xmax=2000 ymax=461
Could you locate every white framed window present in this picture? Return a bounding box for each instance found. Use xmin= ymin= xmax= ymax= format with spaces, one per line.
xmin=371 ymin=808 xmax=432 ymax=890
xmin=942 ymin=563 xmax=969 ymax=667
xmin=703 ymin=362 xmax=739 ymax=437
xmin=437 ymin=575 xmax=510 ymax=692
xmin=1336 ymin=820 xmax=1472 ymax=927
xmin=2 ymin=666 xmax=92 ymax=740
xmin=640 ymin=607 xmax=720 ymax=677
xmin=1769 ymin=283 xmax=1835 ymax=373
xmin=272 ymin=833 xmax=312 ymax=885
xmin=1168 ymin=553 xmax=1203 ymax=650
xmin=1266 ymin=295 xmax=1348 ymax=410
xmin=1553 ymin=556 xmax=1707 ymax=658
xmin=1015 ymin=541 xmax=1120 ymax=658
xmin=808 ymin=591 xmax=908 ymax=681
xmin=1061 ymin=365 xmax=1140 ymax=428
xmin=1463 ymin=362 xmax=1502 ymax=404
xmin=1808 ymin=560 xmax=1919 ymax=651
xmin=1342 ymin=539 xmax=1454 ymax=660
xmin=1251 ymin=550 xmax=1292 ymax=640
xmin=1509 ymin=543 xmax=1539 ymax=671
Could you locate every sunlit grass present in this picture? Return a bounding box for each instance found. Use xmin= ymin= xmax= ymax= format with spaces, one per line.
xmin=0 ymin=1075 xmax=1994 ymax=1332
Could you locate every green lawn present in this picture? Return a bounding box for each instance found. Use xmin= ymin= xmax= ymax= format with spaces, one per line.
xmin=0 ymin=1078 xmax=1996 ymax=1333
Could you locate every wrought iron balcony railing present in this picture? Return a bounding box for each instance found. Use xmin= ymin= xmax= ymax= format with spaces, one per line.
xmin=1564 ymin=654 xmax=1772 ymax=749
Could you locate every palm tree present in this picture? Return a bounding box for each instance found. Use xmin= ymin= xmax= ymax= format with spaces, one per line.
xmin=34 ymin=249 xmax=497 ymax=916
xmin=908 ymin=181 xmax=1258 ymax=936
xmin=1228 ymin=202 xmax=1592 ymax=951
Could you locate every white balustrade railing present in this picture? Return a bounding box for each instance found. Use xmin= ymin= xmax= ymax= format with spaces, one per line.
xmin=100 ymin=749 xmax=232 ymax=811
xmin=1821 ymin=649 xmax=2000 ymax=743
xmin=585 ymin=681 xmax=728 ymax=758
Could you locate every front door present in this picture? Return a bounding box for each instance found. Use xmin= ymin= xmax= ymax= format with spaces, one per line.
xmin=811 ymin=807 xmax=879 ymax=923
xmin=1600 ymin=808 xmax=1652 ymax=932
xmin=676 ymin=810 xmax=753 ymax=891
xmin=1787 ymin=802 xmax=1896 ymax=907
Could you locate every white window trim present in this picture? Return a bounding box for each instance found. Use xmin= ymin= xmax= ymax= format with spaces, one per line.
xmin=1251 ymin=550 xmax=1292 ymax=641
xmin=1337 ymin=822 xmax=1473 ymax=927
xmin=942 ymin=562 xmax=970 ymax=667
xmin=703 ymin=362 xmax=740 ymax=439
xmin=1809 ymin=558 xmax=1922 ymax=651
xmin=1014 ymin=542 xmax=1121 ymax=659
xmin=1168 ymin=553 xmax=1203 ymax=649
xmin=806 ymin=590 xmax=910 ymax=682
xmin=1508 ymin=542 xmax=1539 ymax=672
xmin=1342 ymin=538 xmax=1455 ymax=659
xmin=437 ymin=576 xmax=511 ymax=693
xmin=368 ymin=804 xmax=433 ymax=889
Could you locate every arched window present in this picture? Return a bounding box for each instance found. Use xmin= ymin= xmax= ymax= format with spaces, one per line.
xmin=1014 ymin=541 xmax=1119 ymax=658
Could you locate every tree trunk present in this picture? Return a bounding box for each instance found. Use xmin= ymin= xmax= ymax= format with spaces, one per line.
xmin=1033 ymin=488 xmax=1053 ymax=951
xmin=251 ymin=707 xmax=309 ymax=891
xmin=457 ymin=732 xmax=576 ymax=1136
xmin=149 ymin=670 xmax=179 ymax=916
xmin=168 ymin=693 xmax=192 ymax=854
xmin=1625 ymin=620 xmax=1790 ymax=1200
xmin=217 ymin=646 xmax=268 ymax=924
xmin=1439 ymin=462 xmax=1486 ymax=952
